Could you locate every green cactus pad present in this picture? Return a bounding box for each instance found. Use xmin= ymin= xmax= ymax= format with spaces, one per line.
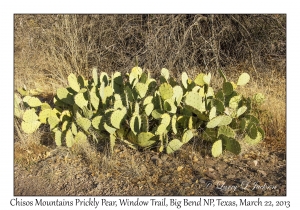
xmin=203 ymin=73 xmax=211 ymax=85
xmin=61 ymin=120 xmax=71 ymax=131
xmin=26 ymin=97 xmax=42 ymax=107
xmin=247 ymin=123 xmax=258 ymax=139
xmin=236 ymin=105 xmax=247 ymax=118
xmin=213 ymin=99 xmax=225 ymax=113
xmin=244 ymin=131 xmax=262 ymax=145
xmin=211 ymin=140 xmax=223 ymax=157
xmin=223 ymin=137 xmax=241 ymax=155
xmin=164 ymin=98 xmax=177 ymax=113
xmin=57 ymin=87 xmax=74 ymax=105
xmin=209 ymin=107 xmax=217 ymax=120
xmin=90 ymin=92 xmax=100 ymax=110
xmin=92 ymin=67 xmax=98 ymax=86
xmin=153 ymin=91 xmax=163 ymax=110
xmin=137 ymin=132 xmax=156 ymax=147
xmin=207 ymin=115 xmax=232 ymax=128
xmin=145 ymin=103 xmax=154 ymax=116
xmin=182 ymin=129 xmax=194 ymax=143
xmin=54 ymin=130 xmax=62 ymax=146
xmin=155 ymin=124 xmax=168 ymax=135
xmin=75 ymin=131 xmax=88 ymax=144
xmin=104 ymin=122 xmax=117 ymax=134
xmin=68 ymin=73 xmax=80 ymax=92
xmin=113 ymin=72 xmax=123 ymax=85
xmin=21 ymin=121 xmax=41 ymax=134
xmin=161 ymin=113 xmax=171 ymax=126
xmin=161 ymin=68 xmax=170 ymax=80
xmin=194 ymin=73 xmax=205 ymax=86
xmin=48 ymin=115 xmax=60 ymax=130
xmin=181 ymin=72 xmax=189 ymax=89
xmin=229 ymin=95 xmax=242 ymax=109
xmin=22 ymin=109 xmax=39 ymax=123
xmin=74 ymin=93 xmax=88 ymax=109
xmin=143 ymin=96 xmax=153 ymax=106
xmin=172 ymin=85 xmax=183 ymax=105
xmin=100 ymin=72 xmax=109 ymax=86
xmin=185 ymin=91 xmax=205 ymax=112
xmin=166 ymin=139 xmax=183 ymax=154
xmin=60 ymin=110 xmax=71 ymax=121
xmin=141 ymin=113 xmax=149 ymax=132
xmin=130 ymin=115 xmax=141 ymax=135
xmin=92 ymin=116 xmax=102 ymax=129
xmin=223 ymin=82 xmax=233 ymax=96
xmin=71 ymin=122 xmax=78 ymax=135
xmin=111 ymin=107 xmax=127 ymax=129
xmin=218 ymin=68 xmax=227 ymax=82
xmin=215 ymin=90 xmax=224 ymax=101
xmin=159 ymin=83 xmax=173 ymax=100
xmin=65 ymin=130 xmax=75 ymax=147
xmin=218 ymin=125 xmax=236 ymax=138
xmin=76 ymin=117 xmax=91 ymax=132
xmin=202 ymin=128 xmax=218 ymax=142
xmin=135 ymin=82 xmax=148 ymax=98
xmin=172 ymin=115 xmax=178 ymax=134
xmin=151 ymin=109 xmax=164 ymax=119
xmin=40 ymin=102 xmax=51 ymax=110
xmin=237 ymin=73 xmax=250 ymax=86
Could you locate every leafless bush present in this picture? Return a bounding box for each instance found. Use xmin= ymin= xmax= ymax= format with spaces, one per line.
xmin=14 ymin=14 xmax=286 ymax=83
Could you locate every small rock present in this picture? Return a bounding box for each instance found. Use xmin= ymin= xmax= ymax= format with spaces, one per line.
xmin=160 ymin=175 xmax=170 ymax=183
xmin=151 ymin=155 xmax=162 ymax=165
xmin=257 ymin=170 xmax=267 ymax=176
xmin=205 ymin=171 xmax=216 ymax=180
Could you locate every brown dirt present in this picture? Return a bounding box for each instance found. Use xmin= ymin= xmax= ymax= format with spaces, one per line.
xmin=14 ymin=138 xmax=286 ymax=196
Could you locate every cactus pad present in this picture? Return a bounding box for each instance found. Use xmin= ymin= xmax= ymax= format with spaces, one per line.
xmin=236 ymin=105 xmax=247 ymax=118
xmin=145 ymin=103 xmax=154 ymax=116
xmin=68 ymin=73 xmax=80 ymax=92
xmin=218 ymin=125 xmax=236 ymax=138
xmin=164 ymin=98 xmax=177 ymax=113
xmin=23 ymin=109 xmax=39 ymax=123
xmin=66 ymin=129 xmax=75 ymax=147
xmin=159 ymin=83 xmax=173 ymax=100
xmin=166 ymin=139 xmax=183 ymax=154
xmin=223 ymin=82 xmax=233 ymax=96
xmin=54 ymin=130 xmax=62 ymax=146
xmin=172 ymin=85 xmax=183 ymax=105
xmin=182 ymin=129 xmax=194 ymax=143
xmin=194 ymin=73 xmax=205 ymax=86
xmin=111 ymin=107 xmax=127 ymax=129
xmin=21 ymin=121 xmax=41 ymax=134
xmin=104 ymin=122 xmax=117 ymax=134
xmin=57 ymin=87 xmax=74 ymax=105
xmin=26 ymin=97 xmax=42 ymax=107
xmin=161 ymin=68 xmax=170 ymax=80
xmin=244 ymin=131 xmax=262 ymax=145
xmin=92 ymin=67 xmax=98 ymax=86
xmin=76 ymin=117 xmax=91 ymax=132
xmin=181 ymin=72 xmax=189 ymax=89
xmin=92 ymin=116 xmax=102 ymax=130
xmin=130 ymin=115 xmax=141 ymax=135
xmin=237 ymin=73 xmax=250 ymax=86
xmin=207 ymin=115 xmax=232 ymax=128
xmin=135 ymin=82 xmax=148 ymax=98
xmin=75 ymin=131 xmax=88 ymax=144
xmin=137 ymin=132 xmax=156 ymax=147
xmin=185 ymin=91 xmax=205 ymax=112
xmin=211 ymin=140 xmax=223 ymax=157
xmin=203 ymin=73 xmax=211 ymax=85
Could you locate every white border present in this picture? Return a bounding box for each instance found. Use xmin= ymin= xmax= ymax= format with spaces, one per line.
xmin=1 ymin=0 xmax=298 ymax=209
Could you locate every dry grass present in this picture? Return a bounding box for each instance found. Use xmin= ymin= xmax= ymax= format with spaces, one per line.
xmin=14 ymin=14 xmax=286 ymax=173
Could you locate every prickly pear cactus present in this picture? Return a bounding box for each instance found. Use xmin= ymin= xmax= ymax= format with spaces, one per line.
xmin=16 ymin=65 xmax=265 ymax=158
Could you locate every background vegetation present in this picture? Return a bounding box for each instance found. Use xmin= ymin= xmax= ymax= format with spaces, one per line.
xmin=14 ymin=14 xmax=286 ymax=170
